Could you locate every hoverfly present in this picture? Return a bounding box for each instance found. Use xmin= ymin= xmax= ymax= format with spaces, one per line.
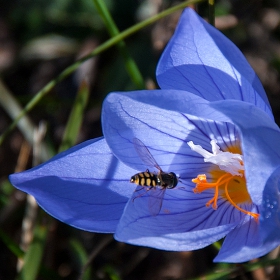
xmin=130 ymin=138 xmax=179 ymax=216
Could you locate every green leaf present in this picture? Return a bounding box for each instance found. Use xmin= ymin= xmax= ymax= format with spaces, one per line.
xmin=59 ymin=80 xmax=90 ymax=152
xmin=0 ymin=228 xmax=25 ymax=259
xmin=69 ymin=238 xmax=92 ymax=280
xmin=0 ymin=80 xmax=53 ymax=160
xmin=191 ymin=257 xmax=280 ymax=280
xmin=17 ymin=225 xmax=47 ymax=280
xmin=93 ymin=0 xmax=145 ymax=89
xmin=103 ymin=264 xmax=121 ymax=280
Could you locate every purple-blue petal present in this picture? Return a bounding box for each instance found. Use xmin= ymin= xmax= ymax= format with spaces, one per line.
xmin=210 ymin=100 xmax=280 ymax=206
xmin=102 ymin=90 xmax=238 ymax=174
xmin=214 ymin=207 xmax=280 ymax=262
xmin=115 ymin=224 xmax=235 ymax=252
xmin=9 ymin=138 xmax=136 ymax=232
xmin=260 ymin=166 xmax=280 ymax=245
xmin=156 ymin=8 xmax=273 ymax=119
xmin=115 ymin=194 xmax=238 ymax=250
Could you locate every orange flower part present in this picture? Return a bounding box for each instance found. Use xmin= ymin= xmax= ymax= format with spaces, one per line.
xmin=188 ymin=140 xmax=259 ymax=221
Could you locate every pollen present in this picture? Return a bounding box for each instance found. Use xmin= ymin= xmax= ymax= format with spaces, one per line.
xmin=188 ymin=140 xmax=259 ymax=221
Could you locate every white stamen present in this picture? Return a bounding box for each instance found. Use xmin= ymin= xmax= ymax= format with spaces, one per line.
xmin=187 ymin=140 xmax=244 ymax=176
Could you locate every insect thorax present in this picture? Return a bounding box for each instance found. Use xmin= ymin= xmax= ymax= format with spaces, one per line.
xmin=159 ymin=172 xmax=178 ymax=188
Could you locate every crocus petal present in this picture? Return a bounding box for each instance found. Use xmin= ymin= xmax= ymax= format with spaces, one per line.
xmin=115 ymin=192 xmax=239 ymax=251
xmin=214 ymin=205 xmax=280 ymax=263
xmin=210 ymin=100 xmax=280 ymax=206
xmin=9 ymin=138 xmax=136 ymax=232
xmin=156 ymin=8 xmax=273 ymax=119
xmin=260 ymin=166 xmax=280 ymax=245
xmin=102 ymin=90 xmax=237 ymax=173
xmin=102 ymin=90 xmax=245 ymax=227
xmin=115 ymin=223 xmax=236 ymax=252
xmin=103 ymin=91 xmax=249 ymax=246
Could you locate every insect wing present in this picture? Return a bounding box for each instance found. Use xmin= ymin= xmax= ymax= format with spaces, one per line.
xmin=133 ymin=138 xmax=162 ymax=171
xmin=148 ymin=187 xmax=165 ymax=216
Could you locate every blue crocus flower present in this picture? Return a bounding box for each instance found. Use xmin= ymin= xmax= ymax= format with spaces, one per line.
xmin=9 ymin=8 xmax=280 ymax=263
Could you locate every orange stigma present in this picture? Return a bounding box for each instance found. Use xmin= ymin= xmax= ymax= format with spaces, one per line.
xmin=188 ymin=140 xmax=259 ymax=221
xmin=192 ymin=172 xmax=259 ymax=220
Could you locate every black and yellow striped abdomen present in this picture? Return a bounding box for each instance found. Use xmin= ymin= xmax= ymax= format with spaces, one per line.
xmin=130 ymin=169 xmax=159 ymax=188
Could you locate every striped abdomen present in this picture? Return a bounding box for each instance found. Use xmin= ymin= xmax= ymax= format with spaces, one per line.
xmin=130 ymin=170 xmax=159 ymax=188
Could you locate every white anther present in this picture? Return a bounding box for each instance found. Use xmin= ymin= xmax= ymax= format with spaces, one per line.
xmin=187 ymin=140 xmax=244 ymax=176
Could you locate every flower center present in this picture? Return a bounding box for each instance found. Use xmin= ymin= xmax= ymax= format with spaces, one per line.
xmin=188 ymin=140 xmax=259 ymax=221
